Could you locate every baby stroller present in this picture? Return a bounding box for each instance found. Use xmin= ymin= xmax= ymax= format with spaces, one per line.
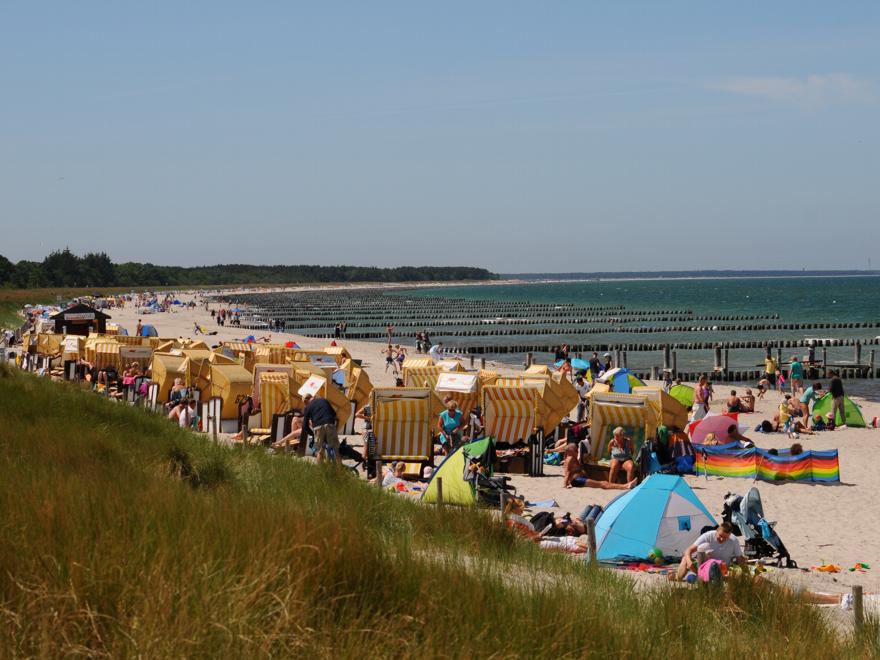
xmin=722 ymin=487 xmax=797 ymax=568
xmin=475 ymin=473 xmax=517 ymax=508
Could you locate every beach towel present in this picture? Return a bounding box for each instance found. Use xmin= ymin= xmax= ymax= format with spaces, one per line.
xmin=526 ymin=499 xmax=559 ymax=508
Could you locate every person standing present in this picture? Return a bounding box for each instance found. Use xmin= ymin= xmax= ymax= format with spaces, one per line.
xmin=386 ymin=323 xmax=394 ymax=343
xmin=574 ymin=373 xmax=590 ymax=422
xmin=789 ymin=355 xmax=804 ymax=395
xmin=829 ymin=371 xmax=847 ymax=428
xmin=136 ymin=319 xmax=143 ymax=337
xmin=588 ymin=352 xmax=601 ymax=380
xmin=799 ymin=382 xmax=823 ymax=423
xmin=764 ymin=355 xmax=779 ymax=391
xmin=692 ymin=375 xmax=710 ymax=421
xmin=302 ymin=393 xmax=340 ymax=465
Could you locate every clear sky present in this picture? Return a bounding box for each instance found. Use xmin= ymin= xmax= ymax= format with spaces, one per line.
xmin=2 ymin=2 xmax=878 ymax=272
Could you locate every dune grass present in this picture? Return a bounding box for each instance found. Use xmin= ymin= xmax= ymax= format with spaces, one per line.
xmin=0 ymin=367 xmax=877 ymax=658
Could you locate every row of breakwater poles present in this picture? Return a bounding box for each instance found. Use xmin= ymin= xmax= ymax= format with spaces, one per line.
xmin=458 ymin=341 xmax=876 ymax=382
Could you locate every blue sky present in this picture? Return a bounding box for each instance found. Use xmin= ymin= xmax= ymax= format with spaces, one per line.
xmin=2 ymin=2 xmax=878 ymax=272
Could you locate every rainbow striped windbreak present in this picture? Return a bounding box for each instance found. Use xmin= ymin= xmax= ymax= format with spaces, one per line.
xmin=693 ymin=443 xmax=839 ymax=483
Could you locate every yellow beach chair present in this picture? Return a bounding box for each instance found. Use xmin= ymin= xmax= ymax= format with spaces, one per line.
xmin=371 ymin=387 xmax=438 ymax=477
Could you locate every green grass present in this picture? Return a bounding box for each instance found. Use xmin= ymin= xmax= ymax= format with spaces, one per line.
xmin=0 ymin=366 xmax=877 ymax=658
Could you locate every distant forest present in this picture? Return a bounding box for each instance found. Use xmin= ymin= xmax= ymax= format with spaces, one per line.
xmin=0 ymin=250 xmax=498 ymax=289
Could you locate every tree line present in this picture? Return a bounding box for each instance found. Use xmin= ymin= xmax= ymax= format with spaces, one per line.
xmin=0 ymin=250 xmax=497 ymax=289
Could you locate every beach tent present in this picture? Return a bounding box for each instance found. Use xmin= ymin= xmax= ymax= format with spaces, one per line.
xmin=478 ymin=370 xmax=499 ymax=386
xmin=811 ymin=393 xmax=866 ymax=427
xmin=669 ymin=384 xmax=695 ymax=410
xmin=140 ymin=325 xmax=158 ymax=337
xmin=421 ymin=438 xmax=495 ymax=505
xmin=595 ymin=474 xmax=716 ymax=562
xmin=524 ymin=365 xmax=552 ymax=376
xmin=435 ymin=372 xmax=480 ymax=416
xmin=253 ymin=364 xmax=296 ymax=407
xmin=588 ymin=390 xmax=671 ymax=459
xmin=209 ymin=363 xmax=254 ymax=419
xmin=596 ymin=368 xmax=646 ymax=394
xmin=149 ymin=353 xmax=187 ymax=402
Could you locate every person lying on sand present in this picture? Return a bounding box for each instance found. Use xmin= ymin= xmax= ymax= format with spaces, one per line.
xmin=503 ymin=497 xmax=588 ymax=552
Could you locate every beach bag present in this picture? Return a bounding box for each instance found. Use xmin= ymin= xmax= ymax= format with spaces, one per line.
xmin=675 ymin=454 xmax=695 ymax=474
xmin=544 ymin=452 xmax=563 ymax=466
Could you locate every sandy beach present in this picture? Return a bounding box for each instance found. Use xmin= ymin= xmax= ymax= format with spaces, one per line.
xmin=107 ymin=290 xmax=880 ymax=597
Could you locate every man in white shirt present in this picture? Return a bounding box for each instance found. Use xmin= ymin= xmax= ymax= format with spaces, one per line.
xmin=676 ymin=521 xmax=746 ymax=580
xmin=428 ymin=343 xmax=443 ymax=361
xmin=574 ymin=374 xmax=590 ymax=422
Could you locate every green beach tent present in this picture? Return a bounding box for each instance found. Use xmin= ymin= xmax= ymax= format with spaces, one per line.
xmin=669 ymin=384 xmax=695 ymax=410
xmin=421 ymin=438 xmax=495 ymax=506
xmin=811 ymin=393 xmax=866 ymax=427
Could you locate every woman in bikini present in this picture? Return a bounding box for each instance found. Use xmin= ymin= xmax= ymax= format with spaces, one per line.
xmin=607 ymin=426 xmax=636 ymax=485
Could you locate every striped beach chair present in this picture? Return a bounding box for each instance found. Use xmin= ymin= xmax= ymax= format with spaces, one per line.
xmin=588 ymin=392 xmax=659 ymax=460
xmin=371 ymin=388 xmax=435 ymax=477
xmin=94 ymin=342 xmax=122 ymax=372
xmin=246 ymin=372 xmax=291 ymax=445
xmin=483 ymin=385 xmax=543 ymax=476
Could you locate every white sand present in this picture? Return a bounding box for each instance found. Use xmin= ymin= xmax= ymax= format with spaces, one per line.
xmin=108 ymin=290 xmax=880 ymax=596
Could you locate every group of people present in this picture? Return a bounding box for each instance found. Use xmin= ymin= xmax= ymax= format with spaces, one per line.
xmin=210 ymin=308 xmax=240 ymax=327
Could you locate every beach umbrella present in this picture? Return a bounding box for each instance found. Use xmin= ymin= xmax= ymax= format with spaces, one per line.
xmin=689 ymin=412 xmax=742 ymax=443
xmin=554 ymin=358 xmax=590 ymax=371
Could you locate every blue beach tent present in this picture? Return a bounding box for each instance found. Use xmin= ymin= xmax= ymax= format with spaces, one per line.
xmin=595 ymin=368 xmax=646 ymax=394
xmin=594 ymin=474 xmax=716 ymax=562
xmin=140 ymin=324 xmax=158 ymax=337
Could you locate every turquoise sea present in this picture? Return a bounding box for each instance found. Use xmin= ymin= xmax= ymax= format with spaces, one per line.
xmin=411 ymin=276 xmax=880 ymax=324
xmin=395 ymin=276 xmax=880 ymax=371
